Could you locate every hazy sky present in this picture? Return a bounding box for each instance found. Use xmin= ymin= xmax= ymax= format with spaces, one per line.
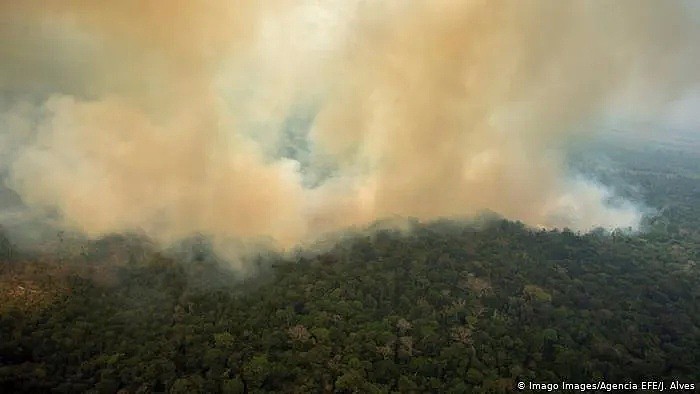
xmin=0 ymin=1 xmax=698 ymax=250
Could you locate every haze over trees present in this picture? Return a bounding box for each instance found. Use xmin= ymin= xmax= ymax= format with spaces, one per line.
xmin=1 ymin=138 xmax=699 ymax=393
xmin=0 ymin=1 xmax=699 ymax=392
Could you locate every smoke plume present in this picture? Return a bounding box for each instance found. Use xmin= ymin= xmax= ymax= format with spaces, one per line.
xmin=1 ymin=1 xmax=698 ymax=251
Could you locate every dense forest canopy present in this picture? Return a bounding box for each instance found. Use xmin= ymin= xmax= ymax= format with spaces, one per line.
xmin=1 ymin=137 xmax=699 ymax=393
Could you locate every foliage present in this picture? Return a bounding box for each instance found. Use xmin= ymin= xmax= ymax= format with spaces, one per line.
xmin=1 ymin=136 xmax=699 ymax=392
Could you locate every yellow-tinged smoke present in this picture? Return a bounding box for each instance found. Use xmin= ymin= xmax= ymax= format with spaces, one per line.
xmin=1 ymin=1 xmax=698 ymax=251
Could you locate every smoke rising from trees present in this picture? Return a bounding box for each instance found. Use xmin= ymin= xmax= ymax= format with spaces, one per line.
xmin=0 ymin=1 xmax=698 ymax=253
